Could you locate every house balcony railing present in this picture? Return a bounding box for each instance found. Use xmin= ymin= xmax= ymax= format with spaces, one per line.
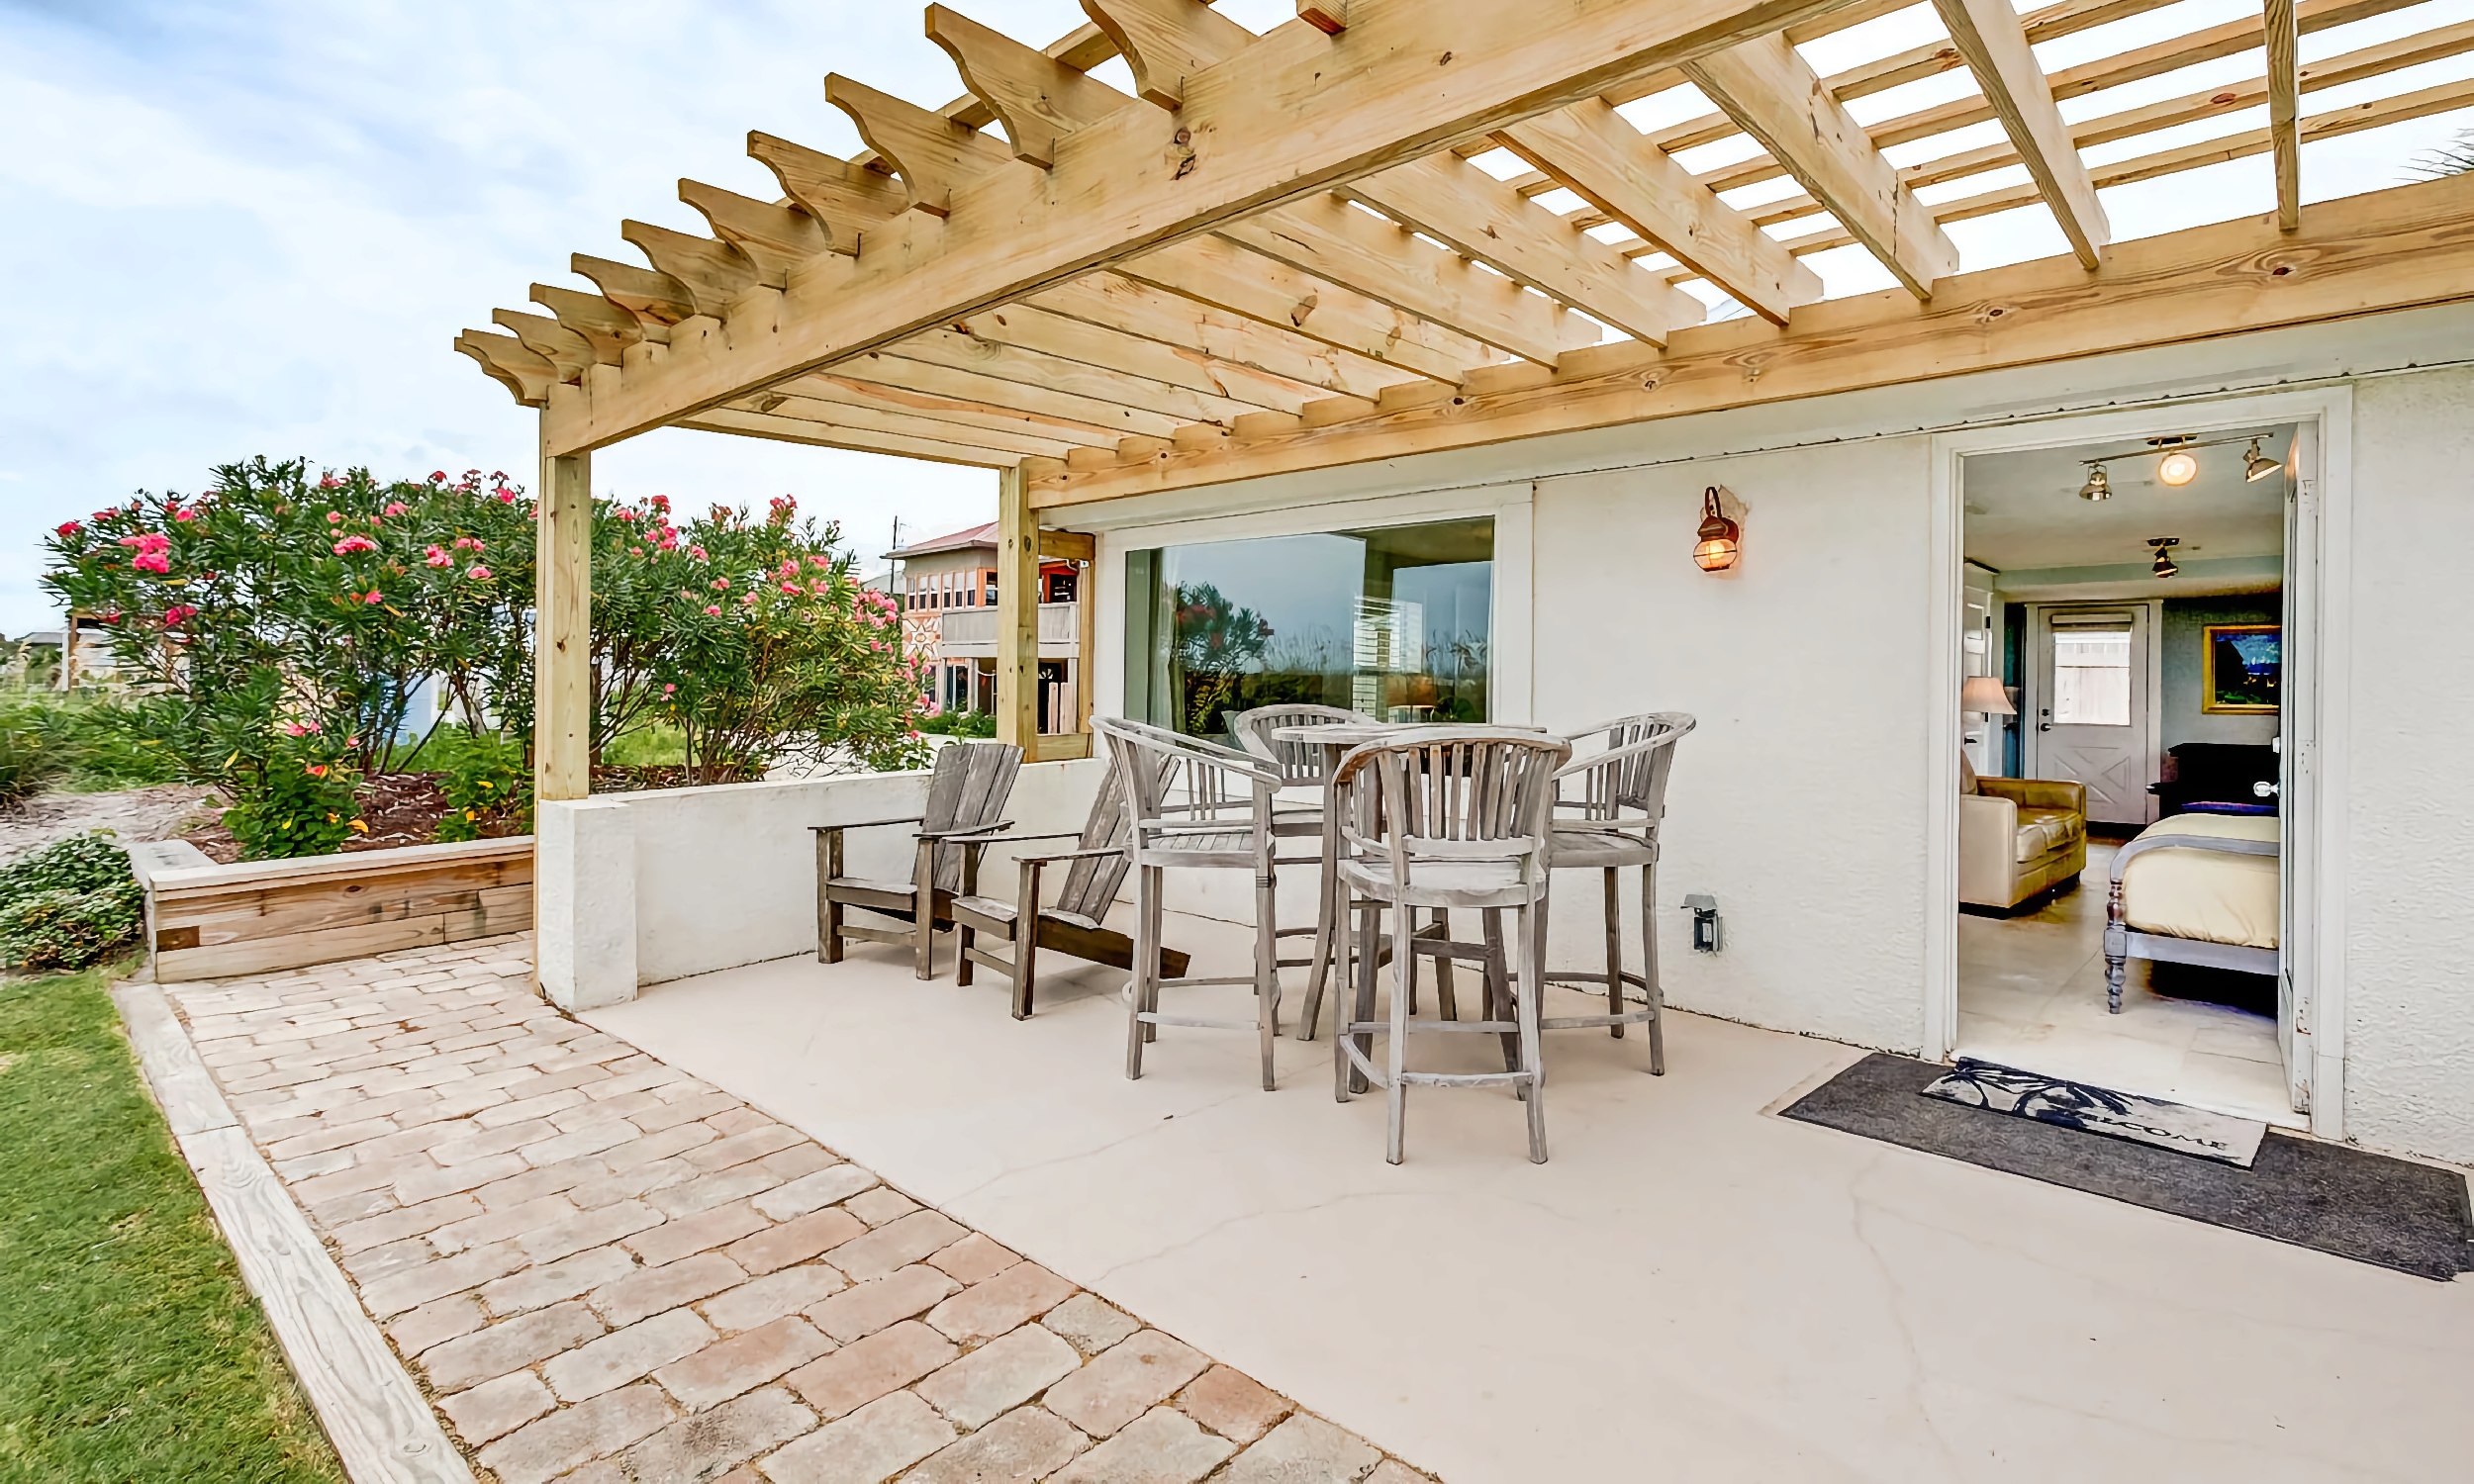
xmin=936 ymin=601 xmax=1080 ymax=659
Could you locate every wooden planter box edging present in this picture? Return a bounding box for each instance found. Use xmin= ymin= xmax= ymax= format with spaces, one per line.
xmin=138 ymin=836 xmax=534 ymax=981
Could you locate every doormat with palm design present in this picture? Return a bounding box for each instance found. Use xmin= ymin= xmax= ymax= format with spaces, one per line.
xmin=1780 ymin=1053 xmax=2474 ymax=1280
xmin=1921 ymin=1058 xmax=2267 ymax=1166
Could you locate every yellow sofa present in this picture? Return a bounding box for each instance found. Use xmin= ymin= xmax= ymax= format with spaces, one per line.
xmin=1958 ymin=758 xmax=2088 ymax=909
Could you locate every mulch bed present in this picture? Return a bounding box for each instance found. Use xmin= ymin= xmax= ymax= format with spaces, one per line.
xmin=179 ymin=766 xmax=749 ymax=864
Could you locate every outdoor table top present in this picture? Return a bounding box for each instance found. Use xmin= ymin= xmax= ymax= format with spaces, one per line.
xmin=1269 ymin=721 xmax=1550 ymax=746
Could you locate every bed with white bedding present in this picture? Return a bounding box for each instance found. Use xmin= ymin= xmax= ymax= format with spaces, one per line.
xmin=2102 ymin=812 xmax=2280 ymax=1012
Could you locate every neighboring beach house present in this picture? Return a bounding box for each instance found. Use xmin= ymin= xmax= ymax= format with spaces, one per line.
xmin=888 ymin=521 xmax=1087 ymax=733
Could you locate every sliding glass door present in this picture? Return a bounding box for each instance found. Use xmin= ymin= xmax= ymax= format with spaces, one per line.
xmin=1124 ymin=517 xmax=1493 ymax=740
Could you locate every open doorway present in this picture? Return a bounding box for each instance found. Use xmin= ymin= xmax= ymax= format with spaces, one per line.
xmin=1951 ymin=423 xmax=2301 ymax=1126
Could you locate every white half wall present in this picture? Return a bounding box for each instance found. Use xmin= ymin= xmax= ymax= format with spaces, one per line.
xmin=536 ymin=758 xmax=1108 ymax=1008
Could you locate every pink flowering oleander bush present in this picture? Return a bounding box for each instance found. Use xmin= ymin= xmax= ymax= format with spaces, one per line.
xmin=43 ymin=461 xmax=925 ymax=846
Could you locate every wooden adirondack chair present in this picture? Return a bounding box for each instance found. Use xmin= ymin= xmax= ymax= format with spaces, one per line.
xmin=948 ymin=753 xmax=1190 ymax=1019
xmin=813 ymin=741 xmax=1021 ymax=979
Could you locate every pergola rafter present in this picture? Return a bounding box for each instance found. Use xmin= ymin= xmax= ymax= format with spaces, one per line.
xmin=450 ymin=0 xmax=2474 ymax=788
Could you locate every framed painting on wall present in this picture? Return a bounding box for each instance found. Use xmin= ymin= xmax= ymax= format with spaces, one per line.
xmin=2203 ymin=623 xmax=2281 ymax=714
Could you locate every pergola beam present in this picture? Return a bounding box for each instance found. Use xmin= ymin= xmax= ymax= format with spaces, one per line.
xmin=1025 ymin=272 xmax=1415 ymax=402
xmin=1930 ymin=0 xmax=2109 ymax=270
xmin=1117 ymin=236 xmax=1497 ymax=384
xmin=2265 ymin=0 xmax=2303 ymax=232
xmin=1680 ymin=32 xmax=1959 ymax=299
xmin=1029 ymin=169 xmax=2474 ymax=506
xmin=540 ymin=0 xmax=1864 ymax=454
xmin=1497 ymin=99 xmax=1818 ymax=325
xmin=678 ymin=407 xmax=1039 ymax=466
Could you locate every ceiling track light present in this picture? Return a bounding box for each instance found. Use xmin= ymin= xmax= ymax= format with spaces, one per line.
xmin=2150 ymin=434 xmax=2200 ymax=487
xmin=2148 ymin=536 xmax=2181 ymax=579
xmin=2242 ymin=438 xmax=2282 ymax=482
xmin=2078 ymin=464 xmax=2112 ymax=501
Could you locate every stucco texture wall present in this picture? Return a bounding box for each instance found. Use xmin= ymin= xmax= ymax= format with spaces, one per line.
xmin=2342 ymin=369 xmax=2474 ymax=1163
xmin=1532 ymin=437 xmax=1933 ymax=1053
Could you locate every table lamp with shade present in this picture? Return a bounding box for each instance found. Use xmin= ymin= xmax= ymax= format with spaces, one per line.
xmin=1960 ymin=676 xmax=2015 ymax=715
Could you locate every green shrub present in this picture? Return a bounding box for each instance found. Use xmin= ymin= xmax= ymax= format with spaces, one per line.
xmin=0 ymin=694 xmax=71 ymax=805
xmin=0 ymin=831 xmax=143 ymax=973
xmin=428 ymin=729 xmax=531 ymax=842
xmin=223 ymin=754 xmax=361 ymax=860
xmin=914 ymin=709 xmax=997 ymax=739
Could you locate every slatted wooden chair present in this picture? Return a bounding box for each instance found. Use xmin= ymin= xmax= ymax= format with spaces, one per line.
xmin=812 ymin=741 xmax=1021 ymax=979
xmin=1543 ymin=713 xmax=1696 ymax=1073
xmin=1094 ymin=716 xmax=1286 ymax=1090
xmin=1230 ymin=703 xmax=1378 ymax=991
xmin=1331 ymin=727 xmax=1570 ymax=1164
xmin=946 ymin=752 xmax=1191 ymax=1019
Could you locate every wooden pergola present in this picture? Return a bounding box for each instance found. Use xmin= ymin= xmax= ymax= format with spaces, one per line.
xmin=454 ymin=0 xmax=2474 ymax=802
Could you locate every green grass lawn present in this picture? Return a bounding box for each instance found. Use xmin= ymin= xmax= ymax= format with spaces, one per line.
xmin=0 ymin=965 xmax=343 ymax=1483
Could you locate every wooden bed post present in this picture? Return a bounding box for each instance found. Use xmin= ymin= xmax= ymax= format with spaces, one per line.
xmin=536 ymin=434 xmax=592 ymax=804
xmin=995 ymin=464 xmax=1039 ymax=755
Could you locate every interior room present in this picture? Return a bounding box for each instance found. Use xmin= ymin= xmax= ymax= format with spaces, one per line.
xmin=1953 ymin=424 xmax=2297 ymax=1125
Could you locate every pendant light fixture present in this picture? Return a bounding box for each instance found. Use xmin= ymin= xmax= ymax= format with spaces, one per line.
xmin=2151 ymin=435 xmax=2200 ymax=487
xmin=2078 ymin=464 xmax=2112 ymax=501
xmin=2242 ymin=438 xmax=2282 ymax=481
xmin=1692 ymin=486 xmax=1740 ymax=572
xmin=2148 ymin=536 xmax=2181 ymax=579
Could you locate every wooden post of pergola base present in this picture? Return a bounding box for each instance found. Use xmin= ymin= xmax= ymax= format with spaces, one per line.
xmin=994 ymin=465 xmax=1039 ymax=755
xmin=536 ymin=441 xmax=593 ymax=802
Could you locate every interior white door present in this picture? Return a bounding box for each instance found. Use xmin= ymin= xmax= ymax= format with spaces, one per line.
xmin=2278 ymin=424 xmax=2315 ymax=1113
xmin=2034 ymin=606 xmax=2151 ymax=825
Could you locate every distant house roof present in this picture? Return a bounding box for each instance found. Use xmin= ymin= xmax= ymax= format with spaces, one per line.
xmin=885 ymin=522 xmax=997 ymax=561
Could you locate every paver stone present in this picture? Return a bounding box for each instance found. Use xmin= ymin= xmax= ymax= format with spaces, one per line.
xmin=757 ymin=1390 xmax=955 ymax=1484
xmin=1050 ymin=1407 xmax=1235 ymax=1484
xmin=1040 ymin=1330 xmax=1208 ymax=1438
xmin=913 ymin=1323 xmax=1080 ymax=1429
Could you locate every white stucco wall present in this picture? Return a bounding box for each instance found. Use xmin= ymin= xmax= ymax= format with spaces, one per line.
xmin=2339 ymin=368 xmax=2474 ymax=1163
xmin=536 ymin=758 xmax=1108 ymax=1007
xmin=1531 ymin=440 xmax=1934 ymax=1052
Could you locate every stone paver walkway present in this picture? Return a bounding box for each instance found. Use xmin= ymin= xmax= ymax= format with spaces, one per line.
xmin=162 ymin=933 xmax=1436 ymax=1484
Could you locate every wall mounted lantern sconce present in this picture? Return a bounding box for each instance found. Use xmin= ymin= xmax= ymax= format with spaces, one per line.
xmin=2148 ymin=536 xmax=2181 ymax=579
xmin=1693 ymin=486 xmax=1741 ymax=572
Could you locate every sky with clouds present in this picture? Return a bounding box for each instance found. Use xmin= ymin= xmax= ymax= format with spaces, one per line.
xmin=2 ymin=0 xmax=2467 ymax=638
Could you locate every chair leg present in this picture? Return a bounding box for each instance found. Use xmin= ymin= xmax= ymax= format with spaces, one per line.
xmin=1010 ymin=924 xmax=1038 ymax=1022
xmin=1642 ymin=858 xmax=1665 ymax=1075
xmin=1125 ymin=868 xmax=1155 ymax=1080
xmin=1350 ymin=901 xmax=1379 ymax=1096
xmin=956 ymin=923 xmax=975 ymax=986
xmin=1603 ymin=867 xmax=1625 ymax=1040
xmin=1297 ymin=812 xmax=1340 ymax=1043
xmin=1385 ymin=897 xmax=1413 ymax=1165
xmin=1483 ymin=910 xmax=1519 ymax=1078
xmin=1333 ymin=896 xmax=1357 ymax=1104
xmin=1517 ymin=899 xmax=1549 ymax=1163
xmin=1143 ymin=875 xmax=1163 ymax=1044
xmin=1433 ymin=908 xmax=1459 ymax=1021
xmin=912 ymin=841 xmax=937 ymax=981
xmin=821 ymin=899 xmax=844 ymax=964
xmin=1255 ymin=868 xmax=1279 ymax=1092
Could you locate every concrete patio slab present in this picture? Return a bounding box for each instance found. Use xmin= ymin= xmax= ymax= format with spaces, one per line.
xmin=591 ymin=912 xmax=2474 ymax=1483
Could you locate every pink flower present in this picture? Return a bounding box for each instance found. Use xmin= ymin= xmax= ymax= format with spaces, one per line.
xmin=711 ymin=578 xmax=729 ymax=591
xmin=497 ymin=489 xmax=519 ymax=504
xmin=283 ymin=720 xmax=309 ymax=737
xmin=133 ymin=552 xmax=170 ymax=574
xmin=172 ymin=508 xmax=197 ymax=522
xmin=424 ymin=545 xmax=451 ymax=568
xmin=328 ymin=510 xmax=343 ymax=523
xmin=809 ymin=555 xmax=830 ymax=569
xmin=333 ymin=535 xmax=377 ymax=554
xmin=306 ymin=764 xmax=329 ymax=778
xmin=93 ymin=509 xmax=115 ymax=520
xmin=429 ymin=470 xmax=447 ymax=483
xmin=703 ymin=604 xmax=721 ymax=616
xmin=662 ymin=683 xmax=676 ymax=695
xmin=616 ymin=509 xmax=636 ymax=522
xmin=631 ymin=547 xmax=644 ymax=558
xmin=650 ymin=494 xmax=670 ymax=511
xmin=318 ymin=475 xmax=341 ymax=490
xmin=810 ymin=580 xmax=828 ymax=596
xmin=690 ymin=546 xmax=709 ymax=562
xmin=364 ymin=590 xmax=384 ymax=604
xmin=162 ymin=603 xmax=197 ymax=625
xmin=453 ymin=536 xmax=479 ymax=550
xmin=466 ymin=566 xmax=492 ymax=580
xmin=740 ymin=593 xmax=758 ymax=607
xmin=781 ymin=582 xmax=801 ymax=595
xmin=55 ymin=520 xmax=79 ymax=536
xmin=657 ymin=533 xmax=679 ymax=551
xmin=384 ymin=502 xmax=410 ymax=516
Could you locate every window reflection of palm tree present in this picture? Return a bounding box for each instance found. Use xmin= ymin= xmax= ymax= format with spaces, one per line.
xmin=1171 ymin=583 xmax=1272 ymax=735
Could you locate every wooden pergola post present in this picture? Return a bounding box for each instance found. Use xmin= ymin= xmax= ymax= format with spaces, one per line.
xmin=994 ymin=464 xmax=1039 ymax=754
xmin=535 ymin=437 xmax=593 ymax=802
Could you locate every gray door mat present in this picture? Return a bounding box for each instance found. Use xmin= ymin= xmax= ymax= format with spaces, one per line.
xmin=1782 ymin=1054 xmax=2474 ymax=1281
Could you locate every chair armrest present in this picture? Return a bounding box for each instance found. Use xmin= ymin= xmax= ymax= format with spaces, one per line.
xmin=1017 ymin=846 xmax=1127 ymax=866
xmin=1976 ymin=777 xmax=2085 ymax=814
xmin=919 ymin=821 xmax=1013 ymax=840
xmin=948 ymin=828 xmax=1082 ymax=847
xmin=1957 ymin=792 xmax=2019 ymax=902
xmin=811 ymin=815 xmax=926 ymax=835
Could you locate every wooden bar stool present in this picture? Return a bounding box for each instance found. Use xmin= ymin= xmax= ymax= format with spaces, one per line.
xmin=1543 ymin=714 xmax=1695 ymax=1073
xmin=1330 ymin=727 xmax=1570 ymax=1164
